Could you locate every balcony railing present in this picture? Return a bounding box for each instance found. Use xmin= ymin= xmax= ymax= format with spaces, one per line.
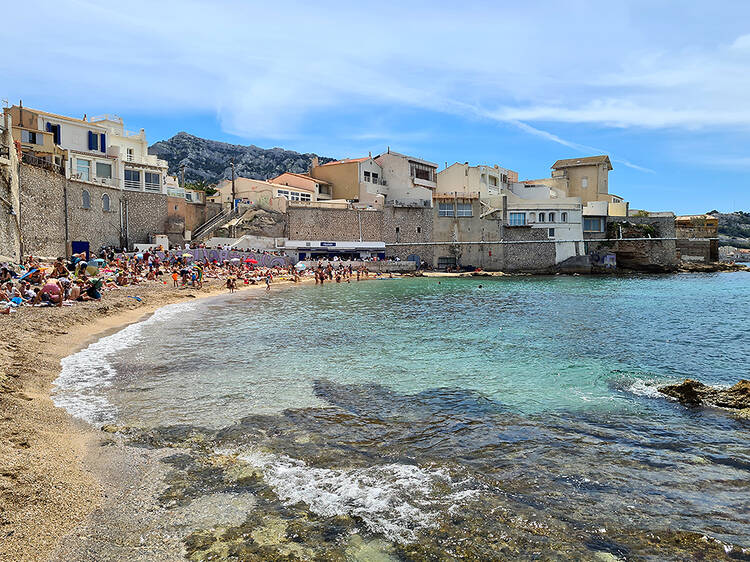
xmin=144 ymin=182 xmax=161 ymax=192
xmin=124 ymin=179 xmax=141 ymax=190
xmin=22 ymin=152 xmax=65 ymax=175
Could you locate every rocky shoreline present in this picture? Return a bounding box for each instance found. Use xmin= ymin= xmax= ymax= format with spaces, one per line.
xmin=0 ymin=280 xmax=302 ymax=561
xmin=659 ymin=379 xmax=750 ymax=417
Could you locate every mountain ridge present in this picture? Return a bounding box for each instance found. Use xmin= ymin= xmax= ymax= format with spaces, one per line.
xmin=148 ymin=132 xmax=334 ymax=183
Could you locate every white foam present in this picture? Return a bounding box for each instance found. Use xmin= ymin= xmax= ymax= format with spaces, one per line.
xmin=231 ymin=450 xmax=477 ymax=543
xmin=53 ymin=301 xmax=195 ymax=424
xmin=624 ymin=378 xmax=667 ymax=399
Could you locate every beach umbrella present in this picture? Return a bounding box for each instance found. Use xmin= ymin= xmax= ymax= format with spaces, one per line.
xmin=230 ymin=257 xmax=241 ymax=262
xmin=248 ymin=258 xmax=258 ymax=264
xmin=136 ymin=253 xmax=144 ymax=259
xmin=182 ymin=253 xmax=193 ymax=259
xmin=295 ymin=262 xmax=307 ymax=270
xmin=85 ymin=265 xmax=99 ymax=276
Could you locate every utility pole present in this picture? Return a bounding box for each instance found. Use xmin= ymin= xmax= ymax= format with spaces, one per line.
xmin=231 ymin=158 xmax=236 ymax=209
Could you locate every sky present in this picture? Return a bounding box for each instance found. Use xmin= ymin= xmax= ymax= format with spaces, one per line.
xmin=2 ymin=0 xmax=749 ymax=213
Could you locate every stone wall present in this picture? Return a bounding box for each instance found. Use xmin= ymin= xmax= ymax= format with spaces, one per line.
xmin=19 ymin=162 xmax=169 ymax=257
xmin=0 ymin=120 xmax=22 ymax=261
xmin=587 ymin=216 xmax=678 ymax=272
xmin=676 ymin=239 xmax=717 ymax=263
xmin=382 ymin=206 xmax=432 ymax=244
xmin=287 ymin=207 xmax=383 ymax=241
xmin=503 ymin=227 xmax=556 ymax=272
xmin=19 ymin=163 xmax=66 ymax=257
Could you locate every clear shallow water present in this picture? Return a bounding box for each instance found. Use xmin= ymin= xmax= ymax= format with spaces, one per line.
xmin=54 ymin=274 xmax=750 ymax=560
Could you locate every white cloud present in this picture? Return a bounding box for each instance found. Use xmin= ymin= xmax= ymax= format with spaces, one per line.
xmin=3 ymin=0 xmax=750 ymax=169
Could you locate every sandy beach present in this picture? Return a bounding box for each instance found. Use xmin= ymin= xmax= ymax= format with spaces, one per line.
xmin=0 ymin=278 xmax=302 ymax=562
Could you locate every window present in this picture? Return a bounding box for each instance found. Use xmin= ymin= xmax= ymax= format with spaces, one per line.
xmin=77 ymin=159 xmax=91 ymax=181
xmin=456 ymin=202 xmax=473 ymax=217
xmin=548 ymin=212 xmax=555 ymax=223
xmin=102 ymin=193 xmax=110 ymax=212
xmin=126 ymin=148 xmax=134 ymax=162
xmin=548 ymin=228 xmax=555 ymax=238
xmin=529 ymin=212 xmax=536 ymax=223
xmin=584 ymin=217 xmax=605 ymax=232
xmin=538 ymin=212 xmax=545 ymax=222
xmin=489 ymin=175 xmax=498 ymax=187
xmin=561 ymin=212 xmax=567 ymax=222
xmin=96 ymin=162 xmax=112 ymax=179
xmin=581 ymin=177 xmax=588 ymax=188
xmin=372 ymin=172 xmax=379 ymax=184
xmin=438 ymin=256 xmax=457 ymax=269
xmin=438 ymin=202 xmax=454 ymax=217
xmin=124 ymin=168 xmax=141 ymax=189
xmin=509 ymin=212 xmax=526 ymax=226
xmin=21 ymin=130 xmax=39 ymax=144
xmin=81 ymin=189 xmax=90 ymax=209
xmin=364 ymin=171 xmax=371 ymax=182
xmin=145 ymin=172 xmax=161 ymax=192
xmin=416 ymin=226 xmax=421 ymax=233
xmin=88 ymin=131 xmax=99 ymax=151
xmin=410 ymin=162 xmax=436 ymax=182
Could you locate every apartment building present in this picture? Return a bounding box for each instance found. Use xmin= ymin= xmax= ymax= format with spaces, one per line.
xmin=436 ymin=162 xmax=518 ymax=198
xmin=374 ymin=150 xmax=438 ymax=206
xmin=269 ymin=171 xmax=332 ymax=200
xmin=309 ymin=155 xmax=385 ymax=205
xmin=212 ymin=177 xmax=316 ymax=208
xmin=3 ymin=104 xmax=168 ymax=193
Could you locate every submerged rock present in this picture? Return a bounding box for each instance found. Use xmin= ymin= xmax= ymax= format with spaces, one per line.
xmin=659 ymin=379 xmax=750 ymax=409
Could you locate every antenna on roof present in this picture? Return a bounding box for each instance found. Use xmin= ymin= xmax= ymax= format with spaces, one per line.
xmin=387 ymin=146 xmax=390 ymax=154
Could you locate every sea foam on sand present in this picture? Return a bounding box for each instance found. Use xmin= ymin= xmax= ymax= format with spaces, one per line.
xmin=53 ymin=301 xmax=194 ymax=424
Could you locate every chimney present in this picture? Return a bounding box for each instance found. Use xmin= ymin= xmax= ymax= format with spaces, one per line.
xmin=368 ymin=151 xmax=372 ymax=158
xmin=83 ymin=113 xmax=87 ymax=121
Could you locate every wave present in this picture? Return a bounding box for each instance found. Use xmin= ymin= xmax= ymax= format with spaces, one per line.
xmin=231 ymin=449 xmax=477 ymax=543
xmin=52 ymin=301 xmax=195 ymax=424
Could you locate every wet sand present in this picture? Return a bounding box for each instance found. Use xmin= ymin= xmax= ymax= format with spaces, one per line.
xmin=0 ymin=279 xmax=303 ymax=562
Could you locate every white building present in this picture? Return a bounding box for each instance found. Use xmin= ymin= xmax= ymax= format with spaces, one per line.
xmin=374 ymin=150 xmax=438 ymax=206
xmin=25 ymin=108 xmax=168 ymax=193
xmin=505 ymin=182 xmax=584 ymax=262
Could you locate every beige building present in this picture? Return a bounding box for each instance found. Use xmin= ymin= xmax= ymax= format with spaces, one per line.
xmin=212 ymin=177 xmax=315 ymax=208
xmin=269 ymin=171 xmax=332 ymax=200
xmin=526 ymin=155 xmax=627 ymax=215
xmin=436 ymin=162 xmax=518 ymax=198
xmin=310 ymin=156 xmax=385 ymax=205
xmin=4 ymin=105 xmax=68 ymax=172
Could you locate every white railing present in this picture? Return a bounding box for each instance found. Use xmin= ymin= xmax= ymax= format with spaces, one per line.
xmin=144 ymin=182 xmax=161 ymax=192
xmin=124 ymin=179 xmax=141 ymax=190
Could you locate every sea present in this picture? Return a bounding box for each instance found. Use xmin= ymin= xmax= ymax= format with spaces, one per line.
xmin=53 ymin=273 xmax=750 ymax=560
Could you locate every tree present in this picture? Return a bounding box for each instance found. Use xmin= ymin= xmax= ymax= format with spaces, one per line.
xmin=185 ymin=179 xmax=218 ymax=196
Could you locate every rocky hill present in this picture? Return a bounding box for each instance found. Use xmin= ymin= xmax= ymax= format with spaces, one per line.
xmin=709 ymin=210 xmax=750 ymax=248
xmin=148 ymin=132 xmax=333 ymax=183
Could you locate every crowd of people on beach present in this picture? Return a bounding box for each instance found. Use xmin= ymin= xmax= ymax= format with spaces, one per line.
xmin=0 ymin=245 xmax=305 ymax=314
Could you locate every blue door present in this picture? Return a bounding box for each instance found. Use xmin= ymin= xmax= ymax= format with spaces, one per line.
xmin=71 ymin=241 xmax=90 ymax=260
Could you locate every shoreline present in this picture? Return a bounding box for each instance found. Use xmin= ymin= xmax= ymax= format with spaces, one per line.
xmin=0 ymin=278 xmax=307 ymax=561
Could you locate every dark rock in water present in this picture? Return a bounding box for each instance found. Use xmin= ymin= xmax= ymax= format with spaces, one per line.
xmin=659 ymin=379 xmax=750 ymax=409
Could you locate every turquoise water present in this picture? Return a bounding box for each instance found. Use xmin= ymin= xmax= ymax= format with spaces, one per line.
xmin=55 ymin=273 xmax=750 ymax=560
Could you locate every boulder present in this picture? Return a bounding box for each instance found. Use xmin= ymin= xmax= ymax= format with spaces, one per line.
xmin=658 ymin=379 xmax=750 ymax=410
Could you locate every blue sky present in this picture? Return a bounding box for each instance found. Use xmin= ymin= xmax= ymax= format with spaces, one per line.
xmin=2 ymin=0 xmax=749 ymax=213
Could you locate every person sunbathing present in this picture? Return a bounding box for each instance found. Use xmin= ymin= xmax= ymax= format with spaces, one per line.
xmin=37 ymin=279 xmax=63 ymax=306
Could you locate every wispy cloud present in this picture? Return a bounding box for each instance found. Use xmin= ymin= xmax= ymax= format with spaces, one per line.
xmin=2 ymin=0 xmax=750 ymax=176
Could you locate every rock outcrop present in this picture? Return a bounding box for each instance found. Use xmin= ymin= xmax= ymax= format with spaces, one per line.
xmin=659 ymin=379 xmax=750 ymax=410
xmin=148 ymin=132 xmax=333 ymax=183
